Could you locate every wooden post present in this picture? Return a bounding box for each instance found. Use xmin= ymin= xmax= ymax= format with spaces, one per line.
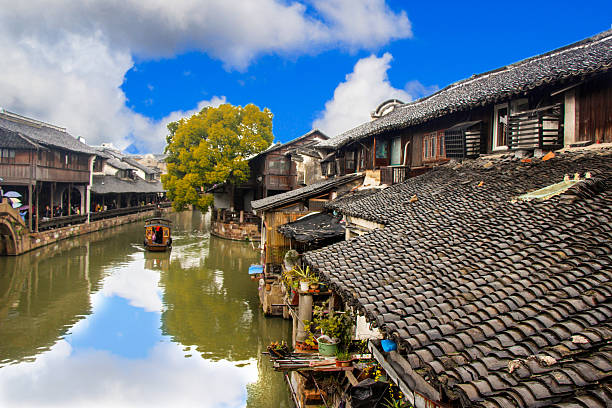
xmin=50 ymin=182 xmax=55 ymax=219
xmin=68 ymin=183 xmax=72 ymax=215
xmin=296 ymin=292 xmax=313 ymax=343
xmin=28 ymin=183 xmax=33 ymax=232
xmin=35 ymin=182 xmax=39 ymax=232
xmin=240 ymin=210 xmax=244 ymax=224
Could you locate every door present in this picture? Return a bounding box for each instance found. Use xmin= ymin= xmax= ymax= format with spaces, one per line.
xmin=493 ymin=104 xmax=509 ymax=150
xmin=390 ymin=137 xmax=402 ymax=165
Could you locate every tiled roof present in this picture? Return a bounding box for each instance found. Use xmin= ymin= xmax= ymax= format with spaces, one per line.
xmin=0 ymin=127 xmax=37 ymax=149
xmin=105 ymin=158 xmax=134 ymax=171
xmin=122 ymin=156 xmax=157 ymax=175
xmin=247 ymin=129 xmax=329 ymax=161
xmin=318 ymin=29 xmax=612 ymax=150
xmin=304 ymin=148 xmax=612 ymax=407
xmin=277 ymin=212 xmax=344 ymax=243
xmin=91 ymin=175 xmax=165 ymax=194
xmin=0 ymin=111 xmax=97 ymax=155
xmin=251 ymin=173 xmax=364 ymax=211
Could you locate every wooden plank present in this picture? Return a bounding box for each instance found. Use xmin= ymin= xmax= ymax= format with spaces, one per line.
xmin=345 ymin=370 xmax=359 ymax=386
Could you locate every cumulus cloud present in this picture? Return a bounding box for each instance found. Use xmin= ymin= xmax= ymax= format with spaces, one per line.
xmin=0 ymin=1 xmax=412 ymax=152
xmin=312 ymin=53 xmax=437 ymax=137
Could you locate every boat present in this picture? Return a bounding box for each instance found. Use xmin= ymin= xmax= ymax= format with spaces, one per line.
xmin=144 ymin=218 xmax=172 ymax=252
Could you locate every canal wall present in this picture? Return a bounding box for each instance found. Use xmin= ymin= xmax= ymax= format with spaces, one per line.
xmin=9 ymin=207 xmax=172 ymax=256
xmin=210 ymin=219 xmax=260 ymax=241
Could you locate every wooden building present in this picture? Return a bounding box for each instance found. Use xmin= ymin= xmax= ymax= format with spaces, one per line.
xmin=0 ymin=110 xmax=97 ymax=231
xmin=316 ymin=29 xmax=612 ymax=185
xmin=250 ymin=173 xmax=363 ymax=316
xmin=90 ymin=146 xmax=165 ymax=211
xmin=209 ymin=129 xmax=328 ymax=241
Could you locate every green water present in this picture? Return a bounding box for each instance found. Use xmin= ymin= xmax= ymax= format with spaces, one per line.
xmin=0 ymin=211 xmax=292 ymax=407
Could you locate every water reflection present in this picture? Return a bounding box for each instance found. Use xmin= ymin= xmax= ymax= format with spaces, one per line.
xmin=0 ymin=211 xmax=291 ymax=407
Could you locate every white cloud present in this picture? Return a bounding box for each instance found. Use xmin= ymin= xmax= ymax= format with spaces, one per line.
xmin=0 ymin=1 xmax=412 ymax=153
xmin=0 ymin=340 xmax=257 ymax=408
xmin=312 ymin=53 xmax=437 ymax=137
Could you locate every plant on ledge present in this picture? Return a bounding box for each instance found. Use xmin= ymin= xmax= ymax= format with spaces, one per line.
xmin=306 ymin=301 xmax=354 ymax=350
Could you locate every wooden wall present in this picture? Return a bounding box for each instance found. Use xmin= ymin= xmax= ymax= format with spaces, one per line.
xmin=264 ymin=211 xmax=309 ymax=264
xmin=577 ymin=73 xmax=612 ymax=143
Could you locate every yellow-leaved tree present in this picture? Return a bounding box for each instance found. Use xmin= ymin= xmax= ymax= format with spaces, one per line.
xmin=162 ymin=103 xmax=273 ymax=211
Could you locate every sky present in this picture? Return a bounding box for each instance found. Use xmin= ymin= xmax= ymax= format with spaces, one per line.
xmin=0 ymin=1 xmax=610 ymax=153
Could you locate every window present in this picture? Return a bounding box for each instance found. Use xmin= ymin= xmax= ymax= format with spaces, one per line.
xmin=0 ymin=149 xmax=16 ymax=163
xmin=494 ymin=99 xmax=528 ymax=150
xmin=345 ymin=151 xmax=355 ymax=172
xmin=390 ymin=137 xmax=402 ymax=165
xmin=423 ymin=131 xmax=446 ymax=161
xmin=438 ymin=133 xmax=445 ymax=157
xmin=268 ymin=157 xmax=291 ymax=174
xmin=375 ymin=139 xmax=388 ymax=159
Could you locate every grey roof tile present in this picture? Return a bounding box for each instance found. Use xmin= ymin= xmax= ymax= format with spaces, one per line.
xmin=0 ymin=112 xmax=96 ymax=155
xmin=304 ymin=148 xmax=612 ymax=407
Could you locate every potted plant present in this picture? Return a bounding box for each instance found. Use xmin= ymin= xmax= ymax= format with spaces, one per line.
xmin=306 ymin=301 xmax=354 ymax=357
xmin=291 ymin=264 xmax=316 ymax=292
xmin=309 ymin=275 xmax=320 ymax=290
xmin=335 ymin=350 xmax=352 ymax=367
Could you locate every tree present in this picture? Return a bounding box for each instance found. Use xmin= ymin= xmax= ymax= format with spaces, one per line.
xmin=162 ymin=103 xmax=274 ymax=211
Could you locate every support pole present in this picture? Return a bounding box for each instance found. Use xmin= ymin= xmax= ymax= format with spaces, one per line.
xmin=28 ymin=183 xmax=33 ymax=232
xmin=35 ymin=182 xmax=39 ymax=232
xmin=68 ymin=183 xmax=72 ymax=216
xmin=296 ymin=292 xmax=313 ymax=343
xmin=50 ymin=182 xmax=55 ymax=219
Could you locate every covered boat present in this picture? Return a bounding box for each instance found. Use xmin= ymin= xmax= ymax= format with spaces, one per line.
xmin=144 ymin=218 xmax=172 ymax=251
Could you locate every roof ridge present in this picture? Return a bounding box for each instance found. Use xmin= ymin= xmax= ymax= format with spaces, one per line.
xmin=0 ymin=109 xmax=67 ymax=133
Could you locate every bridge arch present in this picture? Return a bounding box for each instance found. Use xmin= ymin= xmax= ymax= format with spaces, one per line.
xmin=0 ymin=219 xmax=17 ymax=256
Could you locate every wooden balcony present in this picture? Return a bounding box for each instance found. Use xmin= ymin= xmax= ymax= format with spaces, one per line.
xmin=380 ymin=166 xmax=411 ymax=185
xmin=265 ymin=173 xmax=296 ymax=191
xmin=0 ymin=163 xmax=32 ymax=183
xmin=0 ymin=163 xmax=90 ymax=184
xmin=509 ymin=104 xmax=563 ymax=150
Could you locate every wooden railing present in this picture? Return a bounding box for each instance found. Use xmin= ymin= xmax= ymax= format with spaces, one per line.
xmin=509 ymin=104 xmax=563 ymax=150
xmin=380 ymin=166 xmax=411 ymax=185
xmin=265 ymin=174 xmax=296 ymax=190
xmin=213 ymin=208 xmax=261 ymax=225
xmin=36 ymin=202 xmax=171 ymax=230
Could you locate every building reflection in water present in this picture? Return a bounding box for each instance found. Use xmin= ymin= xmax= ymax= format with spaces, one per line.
xmin=0 ymin=212 xmax=291 ymax=407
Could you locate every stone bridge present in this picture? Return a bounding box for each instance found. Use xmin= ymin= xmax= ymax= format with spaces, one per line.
xmin=0 ymin=199 xmax=27 ymax=255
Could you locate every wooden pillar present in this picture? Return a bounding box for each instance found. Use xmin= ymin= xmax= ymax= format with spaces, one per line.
xmin=240 ymin=210 xmax=244 ymax=223
xmin=68 ymin=184 xmax=72 ymax=215
xmin=28 ymin=183 xmax=33 ymax=232
xmin=296 ymin=293 xmax=313 ymax=343
xmin=564 ymin=88 xmax=577 ymax=146
xmin=35 ymin=183 xmax=39 ymax=232
xmin=50 ymin=182 xmax=55 ymax=219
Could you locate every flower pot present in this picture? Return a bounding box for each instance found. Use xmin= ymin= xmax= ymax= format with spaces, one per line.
xmin=335 ymin=359 xmax=351 ymax=367
xmin=317 ymin=339 xmax=338 ymax=356
xmin=299 ymin=280 xmax=309 ymax=292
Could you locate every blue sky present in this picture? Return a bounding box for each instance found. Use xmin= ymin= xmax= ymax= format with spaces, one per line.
xmin=0 ymin=1 xmax=610 ymax=153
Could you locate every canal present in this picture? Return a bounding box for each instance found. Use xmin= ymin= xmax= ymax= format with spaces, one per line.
xmin=0 ymin=211 xmax=292 ymax=407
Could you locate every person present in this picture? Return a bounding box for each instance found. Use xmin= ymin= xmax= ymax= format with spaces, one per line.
xmin=155 ymin=226 xmax=163 ymax=244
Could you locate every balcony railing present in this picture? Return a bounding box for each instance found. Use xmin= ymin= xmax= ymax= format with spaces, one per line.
xmin=213 ymin=208 xmax=261 ymax=225
xmin=509 ymin=104 xmax=563 ymax=150
xmin=380 ymin=166 xmax=411 ymax=185
xmin=265 ymin=174 xmax=296 ymax=190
